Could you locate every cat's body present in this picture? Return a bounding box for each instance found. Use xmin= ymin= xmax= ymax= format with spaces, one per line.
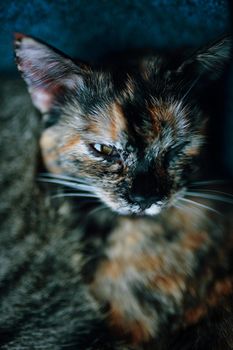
xmin=0 ymin=34 xmax=233 ymax=349
xmin=0 ymin=79 xmax=127 ymax=350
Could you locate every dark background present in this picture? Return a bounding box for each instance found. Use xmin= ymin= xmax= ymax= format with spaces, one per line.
xmin=0 ymin=0 xmax=230 ymax=73
xmin=0 ymin=0 xmax=232 ymax=174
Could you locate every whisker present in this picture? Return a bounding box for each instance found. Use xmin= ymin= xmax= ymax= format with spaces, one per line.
xmin=186 ymin=191 xmax=233 ymax=205
xmin=37 ymin=178 xmax=95 ymax=192
xmin=51 ymin=193 xmax=99 ymax=199
xmin=174 ymin=203 xmax=191 ymax=214
xmin=176 ymin=196 xmax=209 ymax=216
xmin=175 ymin=201 xmax=200 ymax=216
xmin=175 ymin=199 xmax=215 ymax=227
xmin=39 ymin=172 xmax=89 ymax=185
xmin=188 ymin=189 xmax=233 ymax=198
xmin=181 ymin=74 xmax=202 ymax=101
xmin=179 ymin=197 xmax=221 ymax=215
xmin=86 ymin=204 xmax=108 ymax=217
xmin=190 ymin=179 xmax=227 ymax=187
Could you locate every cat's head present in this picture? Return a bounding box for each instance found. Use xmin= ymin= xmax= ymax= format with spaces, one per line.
xmin=14 ymin=33 xmax=231 ymax=215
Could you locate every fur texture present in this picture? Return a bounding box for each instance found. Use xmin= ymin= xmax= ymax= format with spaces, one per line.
xmin=0 ymin=35 xmax=232 ymax=349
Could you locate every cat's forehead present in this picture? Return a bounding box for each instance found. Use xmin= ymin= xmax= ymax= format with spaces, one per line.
xmin=61 ymin=66 xmax=190 ymax=150
xmin=86 ymin=101 xmax=127 ymax=144
xmin=72 ymin=94 xmax=189 ymax=150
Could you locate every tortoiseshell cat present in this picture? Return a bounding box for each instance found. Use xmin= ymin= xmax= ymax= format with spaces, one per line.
xmin=0 ymin=33 xmax=232 ymax=349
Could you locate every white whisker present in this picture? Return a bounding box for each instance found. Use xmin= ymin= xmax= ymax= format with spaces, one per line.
xmin=38 ymin=178 xmax=94 ymax=192
xmin=86 ymin=204 xmax=108 ymax=217
xmin=51 ymin=193 xmax=99 ymax=199
xmin=39 ymin=172 xmax=89 ymax=185
xmin=179 ymin=197 xmax=221 ymax=215
xmin=175 ymin=201 xmax=200 ymax=216
xmin=188 ymin=189 xmax=233 ymax=198
xmin=175 ymin=199 xmax=215 ymax=227
xmin=190 ymin=179 xmax=227 ymax=187
xmin=186 ymin=191 xmax=233 ymax=205
xmin=174 ymin=203 xmax=190 ymax=213
xmin=182 ymin=74 xmax=201 ymax=101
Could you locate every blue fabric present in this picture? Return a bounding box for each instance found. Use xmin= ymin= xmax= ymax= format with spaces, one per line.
xmin=0 ymin=0 xmax=230 ymax=73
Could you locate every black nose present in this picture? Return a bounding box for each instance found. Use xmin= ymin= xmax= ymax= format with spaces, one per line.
xmin=129 ymin=166 xmax=163 ymax=209
xmin=129 ymin=194 xmax=161 ymax=210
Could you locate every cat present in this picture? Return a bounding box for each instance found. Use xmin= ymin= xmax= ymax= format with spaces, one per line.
xmin=0 ymin=32 xmax=232 ymax=349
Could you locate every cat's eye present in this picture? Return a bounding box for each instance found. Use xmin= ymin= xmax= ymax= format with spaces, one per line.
xmin=90 ymin=143 xmax=118 ymax=157
xmin=164 ymin=143 xmax=187 ymax=166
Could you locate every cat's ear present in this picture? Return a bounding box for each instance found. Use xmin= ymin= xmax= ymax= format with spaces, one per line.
xmin=14 ymin=33 xmax=87 ymax=114
xmin=177 ymin=36 xmax=232 ymax=80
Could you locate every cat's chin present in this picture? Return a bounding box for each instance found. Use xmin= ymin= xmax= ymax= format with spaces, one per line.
xmin=114 ymin=203 xmax=162 ymax=217
xmin=144 ymin=204 xmax=162 ymax=216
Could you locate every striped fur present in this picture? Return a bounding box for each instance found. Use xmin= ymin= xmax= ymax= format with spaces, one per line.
xmin=12 ymin=34 xmax=233 ymax=349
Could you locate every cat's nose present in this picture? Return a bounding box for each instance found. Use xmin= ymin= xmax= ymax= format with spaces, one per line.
xmin=129 ymin=194 xmax=161 ymax=210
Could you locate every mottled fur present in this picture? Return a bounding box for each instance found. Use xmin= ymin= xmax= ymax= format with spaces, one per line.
xmin=0 ymin=34 xmax=232 ymax=349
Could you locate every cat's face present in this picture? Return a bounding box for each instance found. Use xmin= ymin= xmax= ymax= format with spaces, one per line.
xmin=15 ymin=34 xmax=231 ymax=215
xmin=50 ymin=85 xmax=203 ymax=216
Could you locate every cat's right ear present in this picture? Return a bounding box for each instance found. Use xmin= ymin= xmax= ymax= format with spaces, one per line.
xmin=14 ymin=33 xmax=88 ymax=114
xmin=176 ymin=36 xmax=232 ymax=81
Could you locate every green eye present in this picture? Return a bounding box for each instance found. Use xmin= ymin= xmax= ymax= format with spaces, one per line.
xmin=91 ymin=143 xmax=116 ymax=157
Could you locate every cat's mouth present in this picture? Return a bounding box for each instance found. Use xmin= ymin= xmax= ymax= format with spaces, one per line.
xmin=95 ymin=189 xmax=168 ymax=216
xmin=101 ymin=189 xmax=187 ymax=216
xmin=143 ymin=203 xmax=163 ymax=215
xmin=111 ymin=202 xmax=164 ymax=216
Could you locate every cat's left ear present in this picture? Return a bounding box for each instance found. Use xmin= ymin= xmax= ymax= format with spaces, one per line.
xmin=177 ymin=36 xmax=232 ymax=80
xmin=14 ymin=33 xmax=88 ymax=114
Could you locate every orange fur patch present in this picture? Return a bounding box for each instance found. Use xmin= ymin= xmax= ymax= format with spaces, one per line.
xmin=184 ymin=305 xmax=207 ymax=325
xmin=182 ymin=232 xmax=208 ymax=251
xmin=146 ymin=103 xmax=178 ymax=141
xmin=108 ymin=102 xmax=127 ymax=140
xmin=40 ymin=128 xmax=62 ymax=174
xmin=152 ymin=274 xmax=184 ymax=295
xmin=59 ymin=135 xmax=81 ymax=153
xmin=208 ymin=278 xmax=233 ymax=306
xmin=149 ymin=104 xmax=175 ymax=123
xmin=108 ymin=304 xmax=152 ymax=345
xmin=184 ymin=278 xmax=233 ymax=326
